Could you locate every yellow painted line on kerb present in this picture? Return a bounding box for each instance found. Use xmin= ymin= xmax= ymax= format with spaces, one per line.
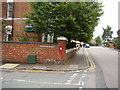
xmin=0 ymin=48 xmax=95 ymax=73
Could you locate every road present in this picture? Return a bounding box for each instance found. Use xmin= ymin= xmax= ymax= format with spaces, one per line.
xmin=86 ymin=46 xmax=118 ymax=88
xmin=0 ymin=46 xmax=118 ymax=89
xmin=1 ymin=70 xmax=89 ymax=88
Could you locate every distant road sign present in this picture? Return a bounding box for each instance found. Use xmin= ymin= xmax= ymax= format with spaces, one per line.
xmin=24 ymin=24 xmax=34 ymax=32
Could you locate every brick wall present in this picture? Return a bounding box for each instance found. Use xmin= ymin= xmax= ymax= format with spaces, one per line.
xmin=12 ymin=20 xmax=41 ymax=42
xmin=2 ymin=40 xmax=68 ymax=64
xmin=1 ymin=1 xmax=7 ymax=18
xmin=66 ymin=48 xmax=76 ymax=59
xmin=14 ymin=2 xmax=31 ymax=18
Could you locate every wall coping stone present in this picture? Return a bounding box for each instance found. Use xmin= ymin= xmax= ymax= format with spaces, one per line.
xmin=2 ymin=41 xmax=57 ymax=44
xmin=57 ymin=36 xmax=68 ymax=41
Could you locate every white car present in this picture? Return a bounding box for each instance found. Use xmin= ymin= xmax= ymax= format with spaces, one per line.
xmin=85 ymin=44 xmax=90 ymax=48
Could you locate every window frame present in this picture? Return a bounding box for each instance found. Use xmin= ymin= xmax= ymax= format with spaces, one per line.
xmin=7 ymin=2 xmax=13 ymax=19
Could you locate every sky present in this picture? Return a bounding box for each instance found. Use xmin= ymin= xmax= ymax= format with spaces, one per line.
xmin=93 ymin=0 xmax=119 ymax=39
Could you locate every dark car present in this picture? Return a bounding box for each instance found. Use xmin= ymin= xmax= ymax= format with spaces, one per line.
xmin=85 ymin=44 xmax=90 ymax=48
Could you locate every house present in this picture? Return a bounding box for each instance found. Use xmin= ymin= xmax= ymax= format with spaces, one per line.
xmin=1 ymin=0 xmax=53 ymax=43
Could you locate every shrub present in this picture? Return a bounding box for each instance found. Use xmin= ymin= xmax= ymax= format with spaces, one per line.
xmin=66 ymin=42 xmax=76 ymax=49
xmin=113 ymin=40 xmax=120 ymax=49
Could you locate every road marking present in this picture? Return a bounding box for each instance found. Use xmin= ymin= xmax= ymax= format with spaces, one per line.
xmin=17 ymin=79 xmax=25 ymax=82
xmin=81 ymin=75 xmax=86 ymax=78
xmin=67 ymin=80 xmax=72 ymax=83
xmin=65 ymin=83 xmax=71 ymax=85
xmin=78 ymin=81 xmax=85 ymax=86
xmin=79 ymin=86 xmax=83 ymax=88
xmin=13 ymin=79 xmax=83 ymax=86
xmin=66 ymin=73 xmax=78 ymax=84
xmin=0 ymin=77 xmax=3 ymax=80
xmin=84 ymin=48 xmax=96 ymax=70
xmin=73 ymin=73 xmax=78 ymax=76
xmin=82 ymin=73 xmax=87 ymax=76
xmin=69 ymin=76 xmax=75 ymax=79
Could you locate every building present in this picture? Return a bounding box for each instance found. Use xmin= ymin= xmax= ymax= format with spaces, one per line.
xmin=1 ymin=0 xmax=53 ymax=43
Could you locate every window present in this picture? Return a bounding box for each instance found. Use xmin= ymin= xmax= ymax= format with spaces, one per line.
xmin=42 ymin=33 xmax=54 ymax=43
xmin=7 ymin=3 xmax=13 ymax=18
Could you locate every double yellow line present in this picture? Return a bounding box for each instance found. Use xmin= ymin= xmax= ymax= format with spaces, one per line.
xmin=0 ymin=48 xmax=95 ymax=73
xmin=83 ymin=48 xmax=96 ymax=70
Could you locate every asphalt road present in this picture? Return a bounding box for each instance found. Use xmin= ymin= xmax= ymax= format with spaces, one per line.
xmin=1 ymin=70 xmax=89 ymax=88
xmin=86 ymin=46 xmax=118 ymax=88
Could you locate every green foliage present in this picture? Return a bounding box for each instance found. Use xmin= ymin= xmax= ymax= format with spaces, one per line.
xmin=17 ymin=33 xmax=29 ymax=41
xmin=113 ymin=40 xmax=120 ymax=49
xmin=102 ymin=25 xmax=113 ymax=41
xmin=95 ymin=36 xmax=102 ymax=46
xmin=0 ymin=20 xmax=7 ymax=33
xmin=25 ymin=2 xmax=103 ymax=42
xmin=66 ymin=42 xmax=76 ymax=49
xmin=103 ymin=41 xmax=109 ymax=47
xmin=88 ymin=42 xmax=96 ymax=46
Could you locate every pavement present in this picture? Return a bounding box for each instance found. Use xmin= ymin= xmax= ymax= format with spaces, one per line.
xmin=0 ymin=48 xmax=94 ymax=72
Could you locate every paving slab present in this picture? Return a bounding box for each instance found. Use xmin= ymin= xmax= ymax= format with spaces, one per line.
xmin=0 ymin=63 xmax=20 ymax=69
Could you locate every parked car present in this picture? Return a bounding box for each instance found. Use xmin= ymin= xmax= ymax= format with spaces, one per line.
xmin=85 ymin=44 xmax=90 ymax=48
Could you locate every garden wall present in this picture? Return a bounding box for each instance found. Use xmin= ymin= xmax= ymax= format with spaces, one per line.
xmin=2 ymin=38 xmax=68 ymax=64
xmin=66 ymin=48 xmax=76 ymax=59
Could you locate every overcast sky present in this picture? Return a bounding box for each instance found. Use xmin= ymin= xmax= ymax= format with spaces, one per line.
xmin=93 ymin=0 xmax=119 ymax=39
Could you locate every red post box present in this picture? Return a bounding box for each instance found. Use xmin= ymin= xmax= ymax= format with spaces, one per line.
xmin=59 ymin=44 xmax=63 ymax=53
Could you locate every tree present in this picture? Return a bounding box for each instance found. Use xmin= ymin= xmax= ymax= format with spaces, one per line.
xmin=95 ymin=36 xmax=102 ymax=46
xmin=25 ymin=2 xmax=103 ymax=42
xmin=102 ymin=25 xmax=113 ymax=41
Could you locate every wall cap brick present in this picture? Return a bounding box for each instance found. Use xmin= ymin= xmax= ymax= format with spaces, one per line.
xmin=2 ymin=41 xmax=57 ymax=44
xmin=57 ymin=36 xmax=68 ymax=41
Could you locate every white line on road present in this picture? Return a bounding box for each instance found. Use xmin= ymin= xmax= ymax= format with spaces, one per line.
xmin=13 ymin=79 xmax=82 ymax=86
xmin=81 ymin=73 xmax=87 ymax=78
xmin=67 ymin=80 xmax=72 ymax=83
xmin=78 ymin=81 xmax=85 ymax=86
xmin=79 ymin=86 xmax=83 ymax=88
xmin=73 ymin=73 xmax=78 ymax=76
xmin=66 ymin=73 xmax=78 ymax=84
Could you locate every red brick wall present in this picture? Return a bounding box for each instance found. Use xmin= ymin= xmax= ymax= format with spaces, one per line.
xmin=2 ymin=40 xmax=67 ymax=64
xmin=66 ymin=49 xmax=76 ymax=59
xmin=14 ymin=2 xmax=31 ymax=18
xmin=12 ymin=20 xmax=41 ymax=42
xmin=1 ymin=1 xmax=7 ymax=18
